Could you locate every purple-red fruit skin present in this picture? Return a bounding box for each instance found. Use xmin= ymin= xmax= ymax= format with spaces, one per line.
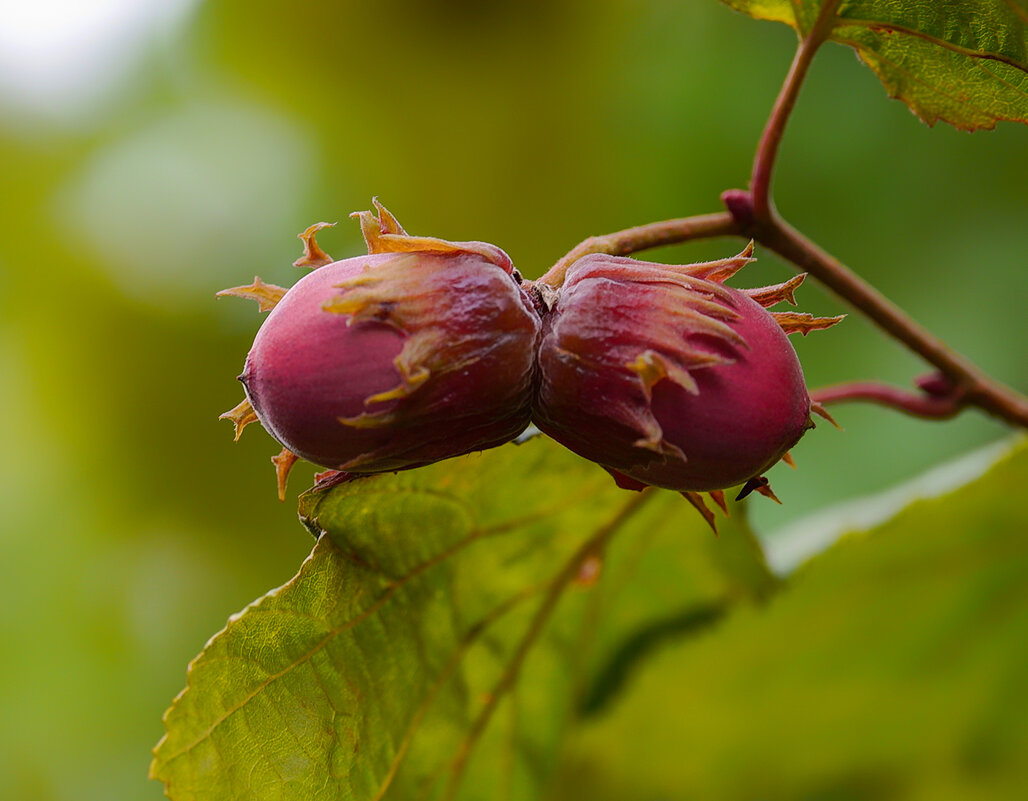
xmin=242 ymin=251 xmax=540 ymax=472
xmin=532 ymin=255 xmax=811 ymax=492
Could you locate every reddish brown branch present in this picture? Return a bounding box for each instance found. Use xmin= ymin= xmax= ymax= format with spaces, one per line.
xmin=752 ymin=218 xmax=1028 ymax=427
xmin=749 ymin=1 xmax=841 ymax=220
xmin=538 ymin=212 xmax=740 ymax=287
xmin=810 ymin=380 xmax=966 ymax=420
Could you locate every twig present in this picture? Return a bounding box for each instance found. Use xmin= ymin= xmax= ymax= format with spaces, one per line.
xmin=537 ymin=211 xmax=740 ymax=287
xmin=749 ymin=1 xmax=842 ymax=220
xmin=810 ymin=380 xmax=965 ymax=420
xmin=755 ymin=218 xmax=1028 ymax=427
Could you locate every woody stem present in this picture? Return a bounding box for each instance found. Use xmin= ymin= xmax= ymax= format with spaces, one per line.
xmin=537 ymin=211 xmax=739 ymax=288
xmin=809 ymin=381 xmax=965 ymax=420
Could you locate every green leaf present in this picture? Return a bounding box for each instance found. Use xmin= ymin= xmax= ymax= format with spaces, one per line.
xmin=553 ymin=438 xmax=1028 ymax=800
xmin=721 ymin=0 xmax=1028 ymax=130
xmin=151 ymin=437 xmax=775 ymax=801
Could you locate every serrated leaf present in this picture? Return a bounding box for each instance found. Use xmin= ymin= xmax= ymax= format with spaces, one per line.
xmin=151 ymin=437 xmax=776 ymax=801
xmin=554 ymin=438 xmax=1028 ymax=800
xmin=721 ymin=0 xmax=1028 ymax=130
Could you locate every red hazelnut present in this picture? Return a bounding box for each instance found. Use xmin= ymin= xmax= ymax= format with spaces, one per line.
xmin=222 ymin=201 xmax=540 ymax=486
xmin=531 ymin=248 xmax=842 ymax=495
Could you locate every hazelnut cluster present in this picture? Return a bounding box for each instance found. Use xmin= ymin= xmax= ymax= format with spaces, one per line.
xmin=220 ymin=202 xmax=841 ymax=526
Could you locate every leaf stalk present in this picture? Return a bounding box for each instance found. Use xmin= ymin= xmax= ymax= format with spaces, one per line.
xmin=749 ymin=0 xmax=841 ymax=221
xmin=809 ymin=380 xmax=965 ymax=420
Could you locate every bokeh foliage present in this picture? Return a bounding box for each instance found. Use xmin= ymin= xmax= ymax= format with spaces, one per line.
xmin=553 ymin=439 xmax=1028 ymax=801
xmin=0 ymin=1 xmax=1025 ymax=800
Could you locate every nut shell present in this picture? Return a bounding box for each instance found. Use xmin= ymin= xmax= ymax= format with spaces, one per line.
xmin=242 ymin=249 xmax=540 ymax=472
xmin=532 ymin=254 xmax=812 ymax=491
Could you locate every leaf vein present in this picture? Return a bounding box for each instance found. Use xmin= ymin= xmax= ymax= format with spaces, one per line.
xmin=370 ymin=586 xmax=541 ymax=801
xmin=840 ymin=38 xmax=999 ymax=125
xmin=159 ymin=486 xmax=608 ymax=768
xmin=976 ymin=59 xmax=1028 ymax=100
xmin=441 ymin=489 xmax=657 ymax=801
xmin=838 ymin=17 xmax=1028 ymax=76
xmin=162 ymin=533 xmax=485 ymax=763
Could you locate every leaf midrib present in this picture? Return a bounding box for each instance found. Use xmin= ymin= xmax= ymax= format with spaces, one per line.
xmin=157 ymin=516 xmax=548 ymax=767
xmin=837 ymin=17 xmax=1028 ymax=76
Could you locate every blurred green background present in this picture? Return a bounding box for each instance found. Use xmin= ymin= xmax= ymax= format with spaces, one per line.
xmin=0 ymin=1 xmax=1024 ymax=799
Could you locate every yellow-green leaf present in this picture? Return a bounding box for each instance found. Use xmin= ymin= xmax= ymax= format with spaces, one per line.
xmin=553 ymin=438 xmax=1028 ymax=800
xmin=722 ymin=0 xmax=1028 ymax=130
xmin=151 ymin=437 xmax=774 ymax=801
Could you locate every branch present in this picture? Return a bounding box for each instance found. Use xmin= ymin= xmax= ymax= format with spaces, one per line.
xmin=810 ymin=378 xmax=966 ymax=420
xmin=749 ymin=1 xmax=841 ymax=220
xmin=754 ymin=217 xmax=1028 ymax=427
xmin=537 ymin=211 xmax=740 ymax=288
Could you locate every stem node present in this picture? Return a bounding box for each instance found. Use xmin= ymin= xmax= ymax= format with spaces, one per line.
xmin=721 ymin=189 xmax=756 ymax=232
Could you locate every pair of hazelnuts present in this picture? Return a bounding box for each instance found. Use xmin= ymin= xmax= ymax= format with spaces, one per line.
xmin=220 ymin=201 xmax=841 ymax=524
